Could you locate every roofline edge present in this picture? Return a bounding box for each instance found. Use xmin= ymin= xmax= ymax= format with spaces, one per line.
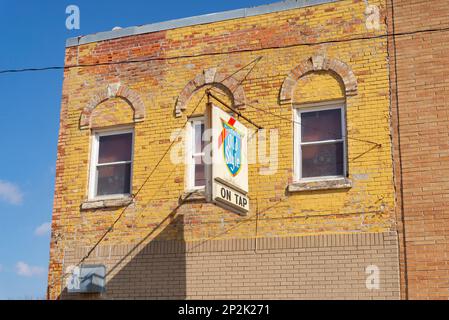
xmin=66 ymin=0 xmax=339 ymax=47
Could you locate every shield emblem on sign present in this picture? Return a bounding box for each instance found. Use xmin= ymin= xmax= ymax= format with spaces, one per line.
xmin=221 ymin=119 xmax=242 ymax=177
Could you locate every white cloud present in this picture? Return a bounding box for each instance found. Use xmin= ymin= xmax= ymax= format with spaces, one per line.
xmin=0 ymin=180 xmax=23 ymax=205
xmin=16 ymin=262 xmax=45 ymax=277
xmin=34 ymin=222 xmax=51 ymax=237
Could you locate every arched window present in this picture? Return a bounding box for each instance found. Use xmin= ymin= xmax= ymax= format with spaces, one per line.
xmin=292 ymin=71 xmax=347 ymax=182
xmin=80 ymin=84 xmax=145 ymax=202
xmin=175 ymin=68 xmax=245 ymax=193
xmin=280 ymin=55 xmax=357 ymax=187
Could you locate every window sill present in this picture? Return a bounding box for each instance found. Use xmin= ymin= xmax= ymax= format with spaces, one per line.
xmin=288 ymin=177 xmax=352 ymax=193
xmin=81 ymin=196 xmax=134 ymax=210
xmin=180 ymin=188 xmax=207 ymax=202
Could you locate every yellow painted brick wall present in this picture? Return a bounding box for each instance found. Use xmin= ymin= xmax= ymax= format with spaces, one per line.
xmin=48 ymin=0 xmax=394 ymax=298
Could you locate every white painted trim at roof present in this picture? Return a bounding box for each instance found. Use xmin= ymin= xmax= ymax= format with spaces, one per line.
xmin=66 ymin=0 xmax=340 ymax=47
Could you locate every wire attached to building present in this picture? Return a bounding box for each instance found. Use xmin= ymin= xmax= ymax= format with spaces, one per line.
xmin=207 ymin=90 xmax=263 ymax=130
xmin=209 ymin=88 xmax=382 ymax=147
xmin=47 ymin=92 xmax=208 ymax=293
xmin=2 ymin=25 xmax=449 ymax=75
xmin=47 ymin=47 xmax=382 ymax=293
xmin=54 ymin=57 xmax=267 ymax=284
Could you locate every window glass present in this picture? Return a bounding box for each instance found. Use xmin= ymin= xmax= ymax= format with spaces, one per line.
xmin=194 ymin=123 xmax=205 ymax=154
xmin=301 ymin=142 xmax=344 ymax=178
xmin=97 ymin=163 xmax=131 ymax=196
xmin=92 ymin=131 xmax=133 ymax=198
xmin=301 ymin=109 xmax=342 ymax=142
xmin=98 ymin=133 xmax=133 ymax=164
xmin=189 ymin=119 xmax=206 ymax=189
xmin=194 ymin=155 xmax=205 ymax=187
xmin=296 ymin=106 xmax=346 ymax=180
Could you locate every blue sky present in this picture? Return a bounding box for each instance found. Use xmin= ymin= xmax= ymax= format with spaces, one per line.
xmin=0 ymin=0 xmax=273 ymax=299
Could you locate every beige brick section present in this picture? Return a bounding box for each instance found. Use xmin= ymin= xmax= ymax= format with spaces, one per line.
xmin=61 ymin=232 xmax=400 ymax=300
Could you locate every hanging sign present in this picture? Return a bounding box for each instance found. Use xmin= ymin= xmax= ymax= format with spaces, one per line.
xmin=207 ymin=104 xmax=249 ymax=215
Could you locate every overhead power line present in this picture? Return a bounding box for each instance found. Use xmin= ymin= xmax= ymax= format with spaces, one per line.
xmin=209 ymin=88 xmax=382 ymax=147
xmin=78 ymin=91 xmax=207 ymax=266
xmin=2 ymin=25 xmax=449 ymax=75
xmin=48 ymin=56 xmax=383 ymax=292
xmin=71 ymin=56 xmax=264 ymax=267
xmin=50 ymin=50 xmax=381 ymax=278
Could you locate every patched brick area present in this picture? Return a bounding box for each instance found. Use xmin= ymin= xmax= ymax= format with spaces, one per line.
xmin=280 ymin=54 xmax=358 ymax=104
xmin=61 ymin=232 xmax=400 ymax=300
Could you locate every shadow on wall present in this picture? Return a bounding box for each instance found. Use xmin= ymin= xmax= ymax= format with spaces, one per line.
xmin=106 ymin=214 xmax=187 ymax=299
xmin=59 ymin=213 xmax=187 ymax=300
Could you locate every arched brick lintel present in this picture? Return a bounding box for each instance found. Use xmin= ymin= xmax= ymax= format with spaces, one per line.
xmin=80 ymin=83 xmax=146 ymax=129
xmin=175 ymin=68 xmax=246 ymax=117
xmin=280 ymin=55 xmax=358 ymax=104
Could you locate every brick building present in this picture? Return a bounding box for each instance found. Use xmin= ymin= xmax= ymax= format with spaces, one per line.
xmin=48 ymin=0 xmax=402 ymax=299
xmin=388 ymin=0 xmax=449 ymax=299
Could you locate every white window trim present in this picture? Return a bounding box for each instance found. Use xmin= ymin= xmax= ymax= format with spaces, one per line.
xmin=185 ymin=117 xmax=205 ymax=191
xmin=88 ymin=127 xmax=134 ymax=200
xmin=294 ymin=102 xmax=347 ymax=183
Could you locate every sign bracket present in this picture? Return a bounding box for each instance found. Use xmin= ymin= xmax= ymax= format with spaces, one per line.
xmin=206 ymin=90 xmax=263 ymax=130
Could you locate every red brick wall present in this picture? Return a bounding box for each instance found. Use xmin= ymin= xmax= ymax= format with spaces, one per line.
xmin=388 ymin=0 xmax=449 ymax=300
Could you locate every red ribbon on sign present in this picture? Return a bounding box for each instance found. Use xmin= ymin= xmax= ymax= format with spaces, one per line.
xmin=218 ymin=117 xmax=236 ymax=148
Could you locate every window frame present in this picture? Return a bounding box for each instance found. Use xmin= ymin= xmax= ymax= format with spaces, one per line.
xmin=88 ymin=127 xmax=134 ymax=200
xmin=185 ymin=116 xmax=206 ymax=191
xmin=294 ymin=101 xmax=347 ymax=182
